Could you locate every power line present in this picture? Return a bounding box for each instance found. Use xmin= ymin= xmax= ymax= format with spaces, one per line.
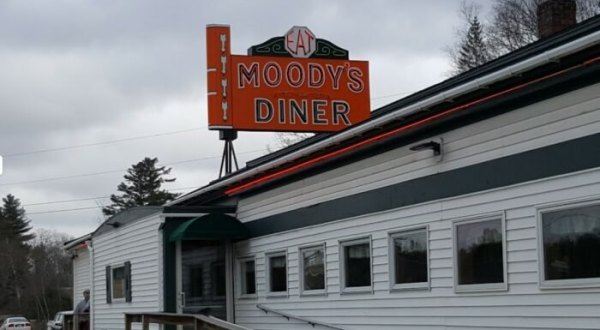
xmin=27 ymin=206 xmax=100 ymax=215
xmin=4 ymin=92 xmax=414 ymax=159
xmin=23 ymin=196 xmax=111 ymax=207
xmin=25 ymin=186 xmax=199 ymax=215
xmin=371 ymin=91 xmax=413 ymax=100
xmin=0 ymin=149 xmax=265 ymax=186
xmin=3 ymin=127 xmax=205 ymax=158
xmin=23 ymin=186 xmax=198 ymax=207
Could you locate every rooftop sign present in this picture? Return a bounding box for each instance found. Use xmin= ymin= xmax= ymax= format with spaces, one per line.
xmin=206 ymin=25 xmax=370 ymax=132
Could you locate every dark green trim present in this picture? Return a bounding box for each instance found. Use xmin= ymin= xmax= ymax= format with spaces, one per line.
xmin=162 ymin=220 xmax=179 ymax=314
xmin=246 ymin=133 xmax=600 ymax=237
xmin=169 ymin=214 xmax=249 ymax=241
xmin=162 ymin=205 xmax=236 ymax=214
xmin=248 ymin=36 xmax=349 ymax=59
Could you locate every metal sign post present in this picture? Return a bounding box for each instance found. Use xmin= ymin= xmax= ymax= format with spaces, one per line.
xmin=219 ymin=130 xmax=238 ymax=177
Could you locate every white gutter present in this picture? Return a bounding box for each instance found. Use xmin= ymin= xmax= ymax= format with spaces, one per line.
xmin=64 ymin=234 xmax=92 ymax=251
xmin=169 ymin=29 xmax=600 ymax=206
xmin=88 ymin=240 xmax=95 ymax=330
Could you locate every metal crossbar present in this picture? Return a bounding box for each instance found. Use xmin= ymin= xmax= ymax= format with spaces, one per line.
xmin=256 ymin=304 xmax=347 ymax=330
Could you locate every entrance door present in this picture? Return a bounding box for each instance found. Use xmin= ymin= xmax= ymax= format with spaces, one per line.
xmin=178 ymin=240 xmax=227 ymax=320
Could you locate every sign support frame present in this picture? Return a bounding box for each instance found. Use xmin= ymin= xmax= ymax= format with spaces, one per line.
xmin=218 ymin=130 xmax=239 ymax=178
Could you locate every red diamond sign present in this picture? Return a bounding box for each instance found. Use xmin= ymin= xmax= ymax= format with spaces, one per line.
xmin=284 ymin=26 xmax=316 ymax=58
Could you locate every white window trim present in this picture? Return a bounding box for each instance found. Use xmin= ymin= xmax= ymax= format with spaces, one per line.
xmin=388 ymin=226 xmax=430 ymax=292
xmin=299 ymin=243 xmax=327 ymax=296
xmin=265 ymin=250 xmax=288 ymax=297
xmin=339 ymin=236 xmax=373 ymax=294
xmin=110 ymin=263 xmax=127 ymax=302
xmin=236 ymin=256 xmax=257 ymax=299
xmin=537 ymin=199 xmax=600 ymax=289
xmin=452 ymin=213 xmax=507 ymax=293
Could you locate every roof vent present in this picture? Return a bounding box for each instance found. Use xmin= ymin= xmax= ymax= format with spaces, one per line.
xmin=537 ymin=0 xmax=577 ymax=39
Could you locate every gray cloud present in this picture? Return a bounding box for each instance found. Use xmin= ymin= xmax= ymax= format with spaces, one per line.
xmin=0 ymin=0 xmax=489 ymax=237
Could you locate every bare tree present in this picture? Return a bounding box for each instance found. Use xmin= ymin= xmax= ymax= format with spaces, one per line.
xmin=267 ymin=132 xmax=315 ymax=151
xmin=488 ymin=0 xmax=600 ymax=55
xmin=446 ymin=1 xmax=488 ymax=75
xmin=25 ymin=229 xmax=74 ymax=323
xmin=448 ymin=0 xmax=600 ymax=73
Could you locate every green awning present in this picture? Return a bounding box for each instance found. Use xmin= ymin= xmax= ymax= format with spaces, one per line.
xmin=169 ymin=214 xmax=249 ymax=242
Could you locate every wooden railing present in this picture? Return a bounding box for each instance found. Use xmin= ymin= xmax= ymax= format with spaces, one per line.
xmin=62 ymin=314 xmax=88 ymax=330
xmin=124 ymin=312 xmax=252 ymax=330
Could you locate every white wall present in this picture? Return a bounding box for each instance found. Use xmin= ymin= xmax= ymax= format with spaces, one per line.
xmin=72 ymin=247 xmax=91 ymax=309
xmin=237 ymin=82 xmax=600 ymax=223
xmin=91 ymin=213 xmax=163 ymax=330
xmin=233 ymin=83 xmax=600 ymax=330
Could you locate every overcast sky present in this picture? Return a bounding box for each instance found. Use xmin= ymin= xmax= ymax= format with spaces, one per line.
xmin=0 ymin=0 xmax=491 ymax=239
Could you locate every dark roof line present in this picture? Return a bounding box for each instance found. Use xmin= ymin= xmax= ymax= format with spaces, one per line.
xmin=238 ymin=15 xmax=600 ymax=171
xmin=171 ymin=15 xmax=600 ymax=206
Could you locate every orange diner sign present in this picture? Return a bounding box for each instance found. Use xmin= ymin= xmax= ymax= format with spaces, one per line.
xmin=206 ymin=25 xmax=370 ymax=132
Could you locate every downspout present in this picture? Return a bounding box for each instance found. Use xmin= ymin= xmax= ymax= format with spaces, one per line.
xmin=87 ymin=240 xmax=94 ymax=330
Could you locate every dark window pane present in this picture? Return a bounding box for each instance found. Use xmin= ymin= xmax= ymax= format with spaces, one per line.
xmin=112 ymin=266 xmax=125 ymax=299
xmin=344 ymin=243 xmax=371 ymax=287
xmin=213 ymin=263 xmax=226 ymax=297
xmin=303 ymin=248 xmax=325 ymax=291
xmin=269 ymin=255 xmax=287 ymax=292
xmin=181 ymin=240 xmax=226 ymax=314
xmin=189 ymin=266 xmax=203 ymax=297
xmin=394 ymin=230 xmax=428 ymax=284
xmin=243 ymin=260 xmax=256 ymax=294
xmin=542 ymin=205 xmax=600 ymax=280
xmin=456 ymin=219 xmax=503 ymax=285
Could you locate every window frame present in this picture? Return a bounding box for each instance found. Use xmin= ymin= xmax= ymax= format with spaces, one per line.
xmin=388 ymin=226 xmax=430 ymax=291
xmin=106 ymin=261 xmax=132 ymax=303
xmin=299 ymin=243 xmax=327 ymax=296
xmin=265 ymin=250 xmax=288 ymax=297
xmin=537 ymin=199 xmax=600 ymax=289
xmin=339 ymin=236 xmax=373 ymax=294
xmin=452 ymin=213 xmax=507 ymax=293
xmin=236 ymin=256 xmax=257 ymax=299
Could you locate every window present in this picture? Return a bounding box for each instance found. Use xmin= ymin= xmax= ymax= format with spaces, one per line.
xmin=266 ymin=251 xmax=287 ymax=295
xmin=340 ymin=237 xmax=372 ymax=293
xmin=539 ymin=202 xmax=600 ymax=288
xmin=106 ymin=261 xmax=132 ymax=303
xmin=112 ymin=266 xmax=126 ymax=299
xmin=389 ymin=227 xmax=429 ymax=290
xmin=188 ymin=265 xmax=204 ymax=298
xmin=299 ymin=244 xmax=326 ymax=295
xmin=213 ymin=262 xmax=226 ymax=297
xmin=238 ymin=257 xmax=256 ymax=297
xmin=454 ymin=216 xmax=506 ymax=292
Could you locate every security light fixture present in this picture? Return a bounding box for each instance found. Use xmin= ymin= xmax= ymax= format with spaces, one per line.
xmin=106 ymin=221 xmax=120 ymax=228
xmin=409 ymin=140 xmax=442 ymax=156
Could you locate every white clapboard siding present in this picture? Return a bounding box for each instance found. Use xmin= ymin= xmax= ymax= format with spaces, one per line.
xmin=232 ymin=82 xmax=600 ymax=329
xmin=92 ymin=213 xmax=162 ymax=330
xmin=237 ymin=82 xmax=600 ymax=222
xmin=73 ymin=248 xmax=91 ymax=308
xmin=234 ymin=168 xmax=600 ymax=329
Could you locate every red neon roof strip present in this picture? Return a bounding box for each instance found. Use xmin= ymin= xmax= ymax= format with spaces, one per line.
xmin=225 ymin=56 xmax=599 ymax=196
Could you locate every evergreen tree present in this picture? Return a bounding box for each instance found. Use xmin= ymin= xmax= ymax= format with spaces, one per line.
xmin=0 ymin=194 xmax=33 ymax=312
xmin=456 ymin=16 xmax=490 ymax=73
xmin=448 ymin=0 xmax=600 ymax=74
xmin=0 ymin=194 xmax=35 ymax=244
xmin=102 ymin=157 xmax=180 ymax=216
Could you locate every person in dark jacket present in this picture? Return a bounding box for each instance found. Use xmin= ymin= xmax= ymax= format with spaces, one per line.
xmin=73 ymin=289 xmax=90 ymax=330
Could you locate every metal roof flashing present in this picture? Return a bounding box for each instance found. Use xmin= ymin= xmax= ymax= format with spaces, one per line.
xmin=169 ymin=16 xmax=600 ymax=207
xmin=93 ymin=206 xmax=163 ymax=236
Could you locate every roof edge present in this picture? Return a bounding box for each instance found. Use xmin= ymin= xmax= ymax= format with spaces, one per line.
xmin=63 ymin=233 xmax=92 ymax=250
xmin=169 ymin=20 xmax=600 ymax=207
